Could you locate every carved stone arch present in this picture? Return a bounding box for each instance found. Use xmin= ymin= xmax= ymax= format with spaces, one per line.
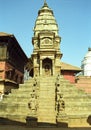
xmin=42 ymin=58 xmax=53 ymax=76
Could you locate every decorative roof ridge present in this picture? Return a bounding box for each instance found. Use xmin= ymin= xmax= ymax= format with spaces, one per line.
xmin=0 ymin=32 xmax=13 ymax=36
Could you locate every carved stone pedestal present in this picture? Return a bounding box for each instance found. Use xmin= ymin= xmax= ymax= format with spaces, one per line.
xmin=57 ymin=113 xmax=68 ymax=127
xmin=26 ymin=116 xmax=37 ymax=127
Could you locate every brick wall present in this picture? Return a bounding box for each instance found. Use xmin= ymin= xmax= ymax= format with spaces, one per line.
xmin=61 ymin=71 xmax=75 ymax=83
xmin=5 ymin=62 xmax=24 ymax=84
xmin=0 ymin=62 xmax=6 ymax=79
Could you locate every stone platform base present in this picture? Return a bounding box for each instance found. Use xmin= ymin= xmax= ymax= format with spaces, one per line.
xmin=0 ymin=125 xmax=91 ymax=130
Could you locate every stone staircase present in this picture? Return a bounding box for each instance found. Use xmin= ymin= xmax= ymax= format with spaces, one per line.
xmin=0 ymin=75 xmax=91 ymax=127
xmin=57 ymin=75 xmax=91 ymax=127
xmin=0 ymin=78 xmax=35 ymax=125
xmin=38 ymin=76 xmax=56 ymax=126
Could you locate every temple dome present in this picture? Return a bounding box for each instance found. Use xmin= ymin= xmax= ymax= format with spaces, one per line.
xmin=34 ymin=1 xmax=59 ymax=37
xmin=81 ymin=48 xmax=91 ymax=76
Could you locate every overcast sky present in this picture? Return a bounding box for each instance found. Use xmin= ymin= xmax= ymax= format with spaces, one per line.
xmin=0 ymin=0 xmax=91 ymax=67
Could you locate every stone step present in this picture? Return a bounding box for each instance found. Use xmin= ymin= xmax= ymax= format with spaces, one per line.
xmin=23 ymin=81 xmax=33 ymax=84
xmin=3 ymin=93 xmax=31 ymax=98
xmin=64 ymin=90 xmax=86 ymax=94
xmin=64 ymin=97 xmax=91 ymax=102
xmin=75 ymin=83 xmax=91 ymax=87
xmin=0 ymin=106 xmax=30 ymax=116
xmin=66 ymin=110 xmax=91 ymax=115
xmin=1 ymin=97 xmax=30 ymax=104
xmin=75 ymin=84 xmax=91 ymax=93
xmin=0 ymin=102 xmax=28 ymax=106
xmin=18 ymin=86 xmax=33 ymax=90
xmin=1 ymin=99 xmax=29 ymax=104
xmin=11 ymin=90 xmax=32 ymax=95
xmin=64 ymin=99 xmax=91 ymax=103
xmin=0 ymin=114 xmax=27 ymax=124
xmin=40 ymin=84 xmax=54 ymax=87
xmin=65 ymin=108 xmax=91 ymax=113
xmin=20 ymin=82 xmax=33 ymax=86
xmin=0 ymin=76 xmax=35 ymax=122
xmin=39 ymin=86 xmax=55 ymax=90
xmin=38 ymin=109 xmax=55 ymax=114
xmin=12 ymin=89 xmax=33 ymax=93
xmin=0 ymin=75 xmax=91 ymax=127
xmin=38 ymin=117 xmax=56 ymax=124
xmin=38 ymin=76 xmax=56 ymax=124
xmin=38 ymin=104 xmax=55 ymax=108
xmin=77 ymin=80 xmax=91 ymax=83
xmin=76 ymin=76 xmax=91 ymax=83
xmin=38 ymin=115 xmax=56 ymax=119
xmin=0 ymin=108 xmax=29 ymax=114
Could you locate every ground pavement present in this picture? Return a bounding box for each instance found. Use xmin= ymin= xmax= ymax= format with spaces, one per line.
xmin=0 ymin=125 xmax=91 ymax=130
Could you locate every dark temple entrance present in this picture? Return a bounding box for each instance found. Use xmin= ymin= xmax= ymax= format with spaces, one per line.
xmin=42 ymin=58 xmax=52 ymax=76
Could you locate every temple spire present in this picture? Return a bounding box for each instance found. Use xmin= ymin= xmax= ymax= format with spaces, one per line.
xmin=44 ymin=0 xmax=48 ymax=6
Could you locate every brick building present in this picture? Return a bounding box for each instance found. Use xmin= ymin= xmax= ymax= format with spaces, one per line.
xmin=0 ymin=32 xmax=28 ymax=94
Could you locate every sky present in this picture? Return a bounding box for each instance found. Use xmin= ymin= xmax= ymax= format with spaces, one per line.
xmin=0 ymin=0 xmax=91 ymax=67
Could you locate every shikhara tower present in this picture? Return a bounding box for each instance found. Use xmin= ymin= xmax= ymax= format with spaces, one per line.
xmin=31 ymin=1 xmax=62 ymax=77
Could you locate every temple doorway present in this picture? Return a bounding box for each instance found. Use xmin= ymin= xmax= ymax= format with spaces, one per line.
xmin=42 ymin=58 xmax=52 ymax=76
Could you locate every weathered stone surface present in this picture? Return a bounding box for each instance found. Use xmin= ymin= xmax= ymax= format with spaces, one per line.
xmin=0 ymin=75 xmax=91 ymax=127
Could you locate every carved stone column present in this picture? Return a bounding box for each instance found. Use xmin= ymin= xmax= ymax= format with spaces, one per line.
xmin=40 ymin=59 xmax=42 ymax=76
xmin=52 ymin=59 xmax=55 ymax=75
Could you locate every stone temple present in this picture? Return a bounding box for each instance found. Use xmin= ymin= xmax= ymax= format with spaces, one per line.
xmin=0 ymin=1 xmax=91 ymax=128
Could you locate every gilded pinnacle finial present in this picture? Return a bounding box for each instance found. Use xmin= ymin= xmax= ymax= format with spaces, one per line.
xmin=44 ymin=0 xmax=46 ymax=4
xmin=44 ymin=0 xmax=48 ymax=7
xmin=88 ymin=47 xmax=91 ymax=51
